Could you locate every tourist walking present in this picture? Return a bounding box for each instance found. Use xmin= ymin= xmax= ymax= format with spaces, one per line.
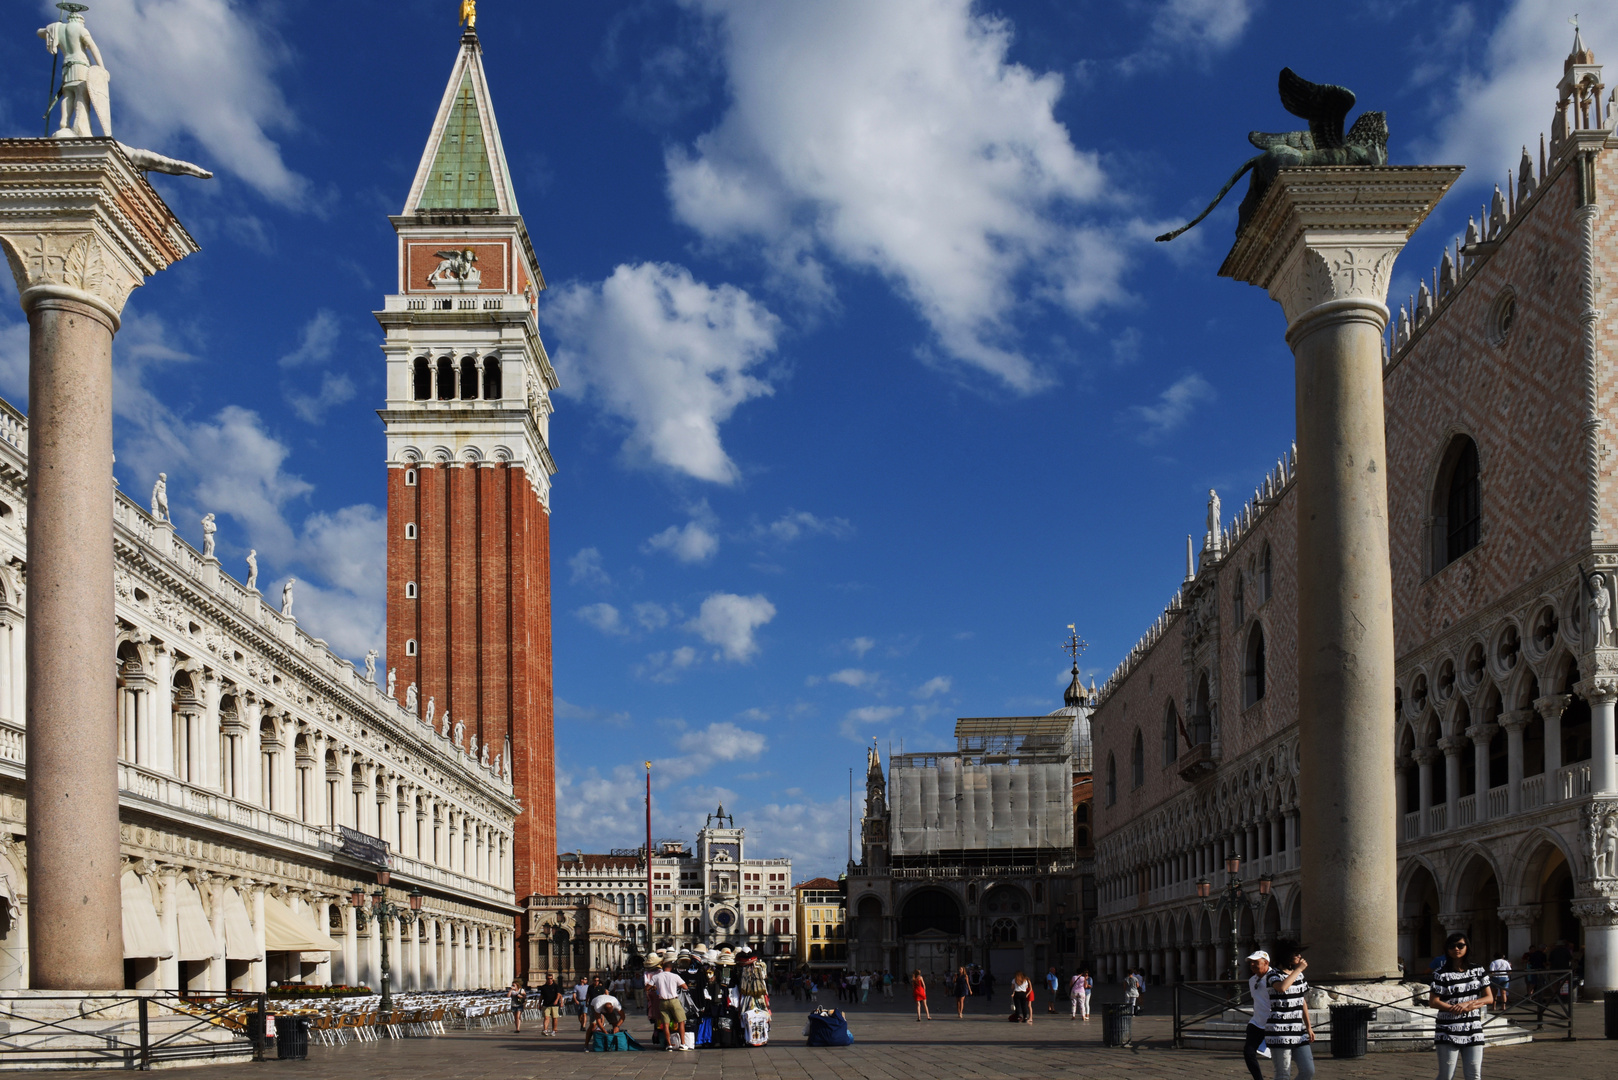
xmin=861 ymin=971 xmax=872 ymax=1004
xmin=573 ymin=975 xmax=591 ymax=1032
xmin=1488 ymin=952 xmax=1511 ymax=1012
xmin=507 ymin=979 xmax=528 ymax=1034
xmin=1430 ymin=932 xmax=1492 ymax=1080
xmin=537 ymin=973 xmax=563 ymax=1037
xmin=1046 ymin=966 xmax=1060 ymax=1012
xmin=1242 ymin=951 xmax=1272 ymax=1080
xmin=1011 ymin=970 xmax=1033 ymax=1023
xmin=883 ymin=969 xmax=894 ymax=1000
xmin=912 ymin=969 xmax=932 ymax=1021
xmin=1124 ymin=968 xmax=1143 ymax=1015
xmin=1265 ymin=942 xmax=1314 ymax=1080
xmin=1070 ymin=968 xmax=1092 ymax=1020
xmin=953 ymin=966 xmax=970 ymax=1018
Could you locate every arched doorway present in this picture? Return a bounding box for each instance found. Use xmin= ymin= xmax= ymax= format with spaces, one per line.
xmin=854 ymin=896 xmax=884 ymax=970
xmin=1401 ymin=864 xmax=1442 ymax=971
xmin=899 ymin=889 xmax=963 ymax=978
xmin=1452 ymin=854 xmax=1506 ymax=963
xmin=1529 ymin=845 xmax=1580 ymax=954
xmin=981 ymin=885 xmax=1029 ymax=985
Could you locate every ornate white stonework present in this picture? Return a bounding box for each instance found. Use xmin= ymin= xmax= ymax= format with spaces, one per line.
xmin=0 ymin=140 xmax=199 ymax=324
xmin=1218 ymin=167 xmax=1464 ymax=330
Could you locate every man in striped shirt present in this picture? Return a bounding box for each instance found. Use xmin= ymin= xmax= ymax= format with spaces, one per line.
xmin=1428 ymin=932 xmax=1493 ymax=1080
xmin=1264 ymin=941 xmax=1314 ymax=1080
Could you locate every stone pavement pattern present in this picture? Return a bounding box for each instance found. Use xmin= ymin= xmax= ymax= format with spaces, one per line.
xmin=57 ymin=995 xmax=1614 ymax=1080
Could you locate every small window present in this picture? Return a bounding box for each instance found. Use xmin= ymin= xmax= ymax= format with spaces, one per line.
xmin=1259 ymin=545 xmax=1273 ymax=604
xmin=1162 ymin=701 xmax=1180 ymax=765
xmin=1105 ymin=753 xmax=1117 ymax=806
xmin=404 ymin=522 xmax=416 ymax=539
xmin=1232 ymin=570 xmax=1245 ymax=626
xmin=412 ymin=357 xmax=431 ymax=401
xmin=1487 ymin=287 xmax=1516 ymax=346
xmin=436 ymin=356 xmax=455 ymax=400
xmin=1131 ymin=729 xmax=1145 ymax=789
xmin=1244 ymin=623 xmax=1267 ymax=707
xmin=459 ymin=356 xmax=478 ymax=401
xmin=405 ymin=639 xmax=417 ymax=656
xmin=405 ymin=581 xmax=417 ymax=599
xmin=405 ymin=469 xmax=417 ymax=487
xmin=482 ymin=357 xmax=502 ymax=400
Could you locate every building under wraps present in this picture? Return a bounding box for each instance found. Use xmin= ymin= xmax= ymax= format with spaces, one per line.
xmin=846 ymin=673 xmax=1095 ymax=979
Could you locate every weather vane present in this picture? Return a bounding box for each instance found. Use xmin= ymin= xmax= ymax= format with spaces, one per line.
xmin=1064 ymin=624 xmax=1088 ymax=668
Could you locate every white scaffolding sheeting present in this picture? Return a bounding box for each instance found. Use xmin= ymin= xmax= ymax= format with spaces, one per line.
xmin=891 ymin=757 xmax=1072 ymax=855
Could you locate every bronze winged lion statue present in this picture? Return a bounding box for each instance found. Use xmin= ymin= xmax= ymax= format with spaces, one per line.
xmin=1157 ymin=68 xmax=1388 ymax=243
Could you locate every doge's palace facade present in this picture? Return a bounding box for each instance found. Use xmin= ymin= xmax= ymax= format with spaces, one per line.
xmin=0 ymin=394 xmax=521 ymax=991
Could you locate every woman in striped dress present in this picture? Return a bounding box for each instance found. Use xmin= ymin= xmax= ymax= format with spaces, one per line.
xmin=1428 ymin=932 xmax=1493 ymax=1080
xmin=1264 ymin=941 xmax=1314 ymax=1080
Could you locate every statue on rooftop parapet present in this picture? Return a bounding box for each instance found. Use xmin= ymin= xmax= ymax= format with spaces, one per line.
xmin=1157 ymin=68 xmax=1390 ymax=244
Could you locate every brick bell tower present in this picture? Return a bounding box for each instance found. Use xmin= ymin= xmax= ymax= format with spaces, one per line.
xmin=376 ymin=21 xmax=559 ymax=942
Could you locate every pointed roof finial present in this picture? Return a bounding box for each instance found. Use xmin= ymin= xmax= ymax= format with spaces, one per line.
xmin=1568 ymin=15 xmax=1594 ymax=70
xmin=460 ymin=0 xmax=477 ymax=31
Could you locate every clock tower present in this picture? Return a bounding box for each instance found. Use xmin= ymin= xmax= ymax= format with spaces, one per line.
xmin=376 ymin=22 xmax=559 ymax=934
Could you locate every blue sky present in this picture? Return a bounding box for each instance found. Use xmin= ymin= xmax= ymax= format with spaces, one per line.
xmin=0 ymin=0 xmax=1604 ymax=877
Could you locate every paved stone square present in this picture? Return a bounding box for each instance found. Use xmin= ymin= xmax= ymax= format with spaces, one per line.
xmin=78 ymin=990 xmax=1614 ymax=1080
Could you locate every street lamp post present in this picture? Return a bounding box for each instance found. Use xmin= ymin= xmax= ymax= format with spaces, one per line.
xmin=351 ymin=871 xmax=424 ymax=1012
xmin=1196 ymin=854 xmax=1271 ymax=981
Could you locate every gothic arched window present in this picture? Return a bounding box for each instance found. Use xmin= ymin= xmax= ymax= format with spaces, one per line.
xmin=1163 ymin=701 xmax=1180 ymax=766
xmin=435 ymin=356 xmax=455 ymax=400
xmin=459 ymin=356 xmax=478 ymax=400
xmin=1105 ymin=753 xmax=1117 ymax=806
xmin=1434 ymin=435 xmax=1481 ymax=570
xmin=1244 ymin=623 xmax=1267 ymax=707
xmin=412 ymin=357 xmax=431 ymax=400
xmin=1259 ymin=544 xmax=1273 ymax=604
xmin=1131 ymin=729 xmax=1145 ymax=789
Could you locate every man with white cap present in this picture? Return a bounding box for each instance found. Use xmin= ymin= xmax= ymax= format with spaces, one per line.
xmin=1244 ymin=950 xmax=1273 ymax=1080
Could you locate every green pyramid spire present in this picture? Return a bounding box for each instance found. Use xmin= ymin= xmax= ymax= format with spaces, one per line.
xmin=418 ymin=68 xmax=498 ymax=210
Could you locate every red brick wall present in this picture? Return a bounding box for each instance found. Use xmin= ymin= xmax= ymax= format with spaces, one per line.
xmin=386 ymin=461 xmax=558 ymax=906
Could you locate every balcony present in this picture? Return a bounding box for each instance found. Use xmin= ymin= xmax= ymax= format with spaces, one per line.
xmin=1177 ymin=743 xmax=1216 ymax=782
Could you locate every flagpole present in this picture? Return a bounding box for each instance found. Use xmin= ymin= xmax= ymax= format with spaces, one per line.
xmin=645 ymin=761 xmax=653 ymax=953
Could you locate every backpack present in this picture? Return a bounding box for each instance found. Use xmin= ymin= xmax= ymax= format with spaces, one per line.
xmin=806 ymin=1010 xmax=853 ymax=1047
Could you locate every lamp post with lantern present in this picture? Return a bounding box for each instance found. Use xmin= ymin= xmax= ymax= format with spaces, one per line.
xmin=350 ymin=871 xmax=424 ymax=1012
xmin=1196 ymin=854 xmax=1270 ymax=981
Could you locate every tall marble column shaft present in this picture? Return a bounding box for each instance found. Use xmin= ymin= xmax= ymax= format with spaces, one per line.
xmin=0 ymin=139 xmax=198 ymax=988
xmin=1222 ymin=166 xmax=1460 ymax=981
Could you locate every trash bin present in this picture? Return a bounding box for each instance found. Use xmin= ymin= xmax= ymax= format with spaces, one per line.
xmin=1328 ymin=1004 xmax=1377 ymax=1059
xmin=277 ymin=1016 xmax=311 ymax=1060
xmin=245 ymin=1011 xmax=275 ymax=1055
xmin=1605 ymin=989 xmax=1618 ymax=1040
xmin=1101 ymin=1003 xmax=1132 ymax=1047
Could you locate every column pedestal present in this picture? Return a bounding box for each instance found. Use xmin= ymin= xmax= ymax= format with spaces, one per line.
xmin=0 ymin=138 xmax=199 ymax=990
xmin=1220 ymin=166 xmax=1460 ymax=982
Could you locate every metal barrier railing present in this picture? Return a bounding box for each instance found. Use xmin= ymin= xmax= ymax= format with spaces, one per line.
xmin=1171 ymin=970 xmax=1575 ymax=1048
xmin=0 ymin=990 xmax=263 ymax=1069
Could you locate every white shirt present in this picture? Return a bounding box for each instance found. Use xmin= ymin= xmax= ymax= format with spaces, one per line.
xmin=1487 ymin=958 xmax=1511 ymax=980
xmin=1248 ymin=973 xmax=1272 ymax=1028
xmin=648 ymin=970 xmax=686 ymax=1000
xmin=591 ymin=994 xmax=622 ymax=1014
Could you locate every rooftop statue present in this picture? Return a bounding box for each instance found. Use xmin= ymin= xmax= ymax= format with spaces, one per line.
xmin=36 ymin=4 xmax=213 ymax=180
xmin=1157 ymin=68 xmax=1389 ymax=243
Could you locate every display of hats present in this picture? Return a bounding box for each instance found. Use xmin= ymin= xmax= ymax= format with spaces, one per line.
xmin=718 ymin=947 xmax=735 ymax=963
xmin=644 ymin=951 xmax=663 ymax=967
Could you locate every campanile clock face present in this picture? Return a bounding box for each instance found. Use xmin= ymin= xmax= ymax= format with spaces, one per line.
xmin=713 ymin=909 xmax=735 ymax=928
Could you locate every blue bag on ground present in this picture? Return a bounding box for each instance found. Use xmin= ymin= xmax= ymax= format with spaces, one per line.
xmin=806 ymin=1010 xmax=853 ymax=1047
xmin=696 ymin=1017 xmax=714 ymax=1047
xmin=589 ymin=1031 xmax=642 ymax=1052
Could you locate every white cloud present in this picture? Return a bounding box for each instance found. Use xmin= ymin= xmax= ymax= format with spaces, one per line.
xmin=754 ymin=509 xmax=853 ymax=543
xmin=677 ymin=721 xmax=767 ymax=761
xmin=1129 ymin=372 xmax=1214 ymax=442
xmin=828 ymin=668 xmax=879 ymax=689
xmin=277 ymin=310 xmax=340 ymax=368
xmin=914 ymin=676 xmax=952 ymax=699
xmin=646 ymin=505 xmax=721 ymax=563
xmin=284 ymin=372 xmax=356 ymax=424
xmin=640 ymin=645 xmax=700 ymax=683
xmin=668 ymin=0 xmax=1127 ymax=391
xmin=1425 ymin=5 xmax=1618 ymax=190
xmin=633 ymin=602 xmax=671 ymax=630
xmin=686 ymin=592 xmax=776 ymax=662
xmin=546 ymin=262 xmax=781 ymax=484
xmin=1149 ymin=0 xmax=1254 ymax=51
xmin=576 ymin=602 xmax=624 ymax=635
xmin=838 ymin=703 xmax=905 ymax=742
xmin=738 ymin=707 xmax=771 ymax=722
xmin=568 ymin=547 xmax=612 ymax=588
xmin=58 ymin=0 xmax=310 ymax=205
xmin=844 ymin=636 xmax=876 ymax=658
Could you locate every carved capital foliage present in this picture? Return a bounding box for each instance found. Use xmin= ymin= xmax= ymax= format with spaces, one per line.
xmin=1569 ymin=896 xmax=1618 ymax=927
xmin=0 ymin=229 xmax=140 ymax=316
xmin=1498 ymin=710 xmax=1536 ymax=733
xmin=1534 ymin=694 xmax=1573 ymax=721
xmin=1436 ymin=910 xmax=1475 ymax=931
xmin=1413 ymin=747 xmax=1443 ymax=766
xmin=1269 ymin=243 xmax=1401 ymax=326
xmin=1465 ymin=722 xmax=1501 ymax=743
xmin=1438 ymin=735 xmax=1469 ymax=755
xmin=1574 ymin=676 xmax=1618 ymax=705
xmin=1496 ymin=905 xmax=1540 ymax=926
